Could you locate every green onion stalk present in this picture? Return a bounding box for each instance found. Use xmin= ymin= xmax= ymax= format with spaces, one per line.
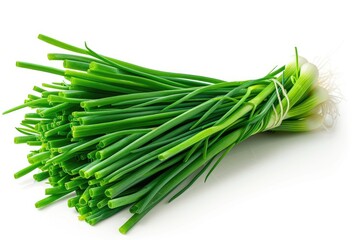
xmin=4 ymin=34 xmax=335 ymax=234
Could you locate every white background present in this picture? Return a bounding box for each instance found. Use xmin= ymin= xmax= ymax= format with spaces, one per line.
xmin=0 ymin=1 xmax=358 ymax=239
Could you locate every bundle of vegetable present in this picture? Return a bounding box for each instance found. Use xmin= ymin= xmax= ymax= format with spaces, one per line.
xmin=4 ymin=35 xmax=333 ymax=234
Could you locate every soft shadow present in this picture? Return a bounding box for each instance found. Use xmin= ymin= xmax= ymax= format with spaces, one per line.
xmin=168 ymin=131 xmax=321 ymax=200
xmin=16 ymin=177 xmax=38 ymax=188
xmin=212 ymin=132 xmax=312 ymax=181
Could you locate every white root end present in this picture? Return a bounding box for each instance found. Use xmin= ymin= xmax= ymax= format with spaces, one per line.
xmin=288 ymin=55 xmax=308 ymax=67
xmin=313 ymin=57 xmax=341 ymax=130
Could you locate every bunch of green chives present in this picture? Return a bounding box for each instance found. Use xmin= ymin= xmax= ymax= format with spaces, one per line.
xmin=4 ymin=34 xmax=332 ymax=234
